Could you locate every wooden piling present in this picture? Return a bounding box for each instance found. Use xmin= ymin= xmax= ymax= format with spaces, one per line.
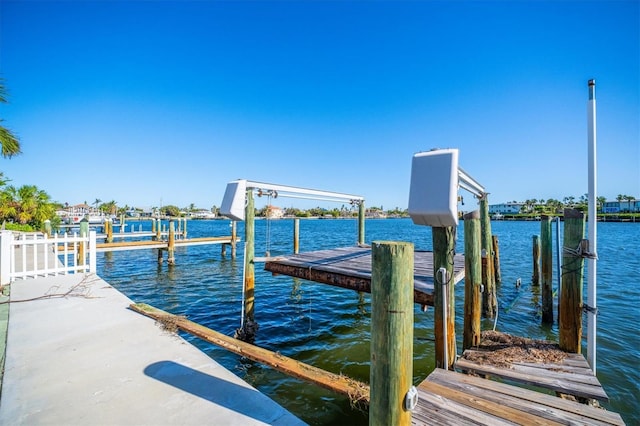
xmin=183 ymin=217 xmax=187 ymax=239
xmin=358 ymin=201 xmax=365 ymax=245
xmin=559 ymin=209 xmax=586 ymax=353
xmin=167 ymin=220 xmax=175 ymax=265
xmin=532 ymin=235 xmax=541 ymax=285
xmin=43 ymin=219 xmax=52 ymax=237
xmin=433 ymin=227 xmax=455 ymax=370
xmin=78 ymin=218 xmax=89 ymax=264
xmin=106 ymin=218 xmax=113 ymax=244
xmin=479 ymin=197 xmax=497 ymax=318
xmin=156 ymin=220 xmax=161 ymax=241
xmin=151 ymin=218 xmax=156 ymax=235
xmin=236 ymin=190 xmax=256 ymax=342
xmin=370 ymin=241 xmax=413 ymax=426
xmin=541 ymin=215 xmax=554 ymax=324
xmin=463 ymin=211 xmax=482 ymax=350
xmin=231 ymin=221 xmax=237 ymax=259
xmin=293 ymin=218 xmax=300 ymax=254
xmin=492 ymin=235 xmax=502 ymax=284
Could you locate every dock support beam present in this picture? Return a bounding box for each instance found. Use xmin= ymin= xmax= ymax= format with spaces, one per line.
xmin=78 ymin=218 xmax=89 ymax=265
xmin=541 ymin=215 xmax=554 ymax=324
xmin=167 ymin=220 xmax=175 ymax=265
xmin=358 ymin=201 xmax=365 ymax=245
xmin=463 ymin=211 xmax=482 ymax=350
xmin=370 ymin=241 xmax=413 ymax=426
xmin=479 ymin=197 xmax=497 ymax=318
xmin=106 ymin=218 xmax=113 ymax=244
xmin=236 ymin=189 xmax=257 ymax=342
xmin=492 ymin=235 xmax=501 ymax=284
xmin=532 ymin=235 xmax=541 ymax=286
xmin=433 ymin=227 xmax=455 ymax=370
xmin=293 ymin=218 xmax=300 ymax=254
xmin=231 ymin=221 xmax=237 ymax=259
xmin=559 ymin=209 xmax=585 ymax=353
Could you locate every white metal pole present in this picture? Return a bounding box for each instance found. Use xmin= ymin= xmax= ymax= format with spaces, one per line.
xmin=439 ymin=267 xmax=449 ymax=369
xmin=587 ymin=79 xmax=598 ymax=373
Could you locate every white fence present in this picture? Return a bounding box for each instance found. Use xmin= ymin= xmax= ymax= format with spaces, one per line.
xmin=0 ymin=230 xmax=97 ymax=285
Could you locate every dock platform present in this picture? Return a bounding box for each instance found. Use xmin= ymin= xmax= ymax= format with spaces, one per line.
xmin=413 ymin=368 xmax=624 ymax=425
xmin=0 ymin=273 xmax=303 ymax=425
xmin=95 ymin=236 xmax=237 ymax=252
xmin=454 ymin=331 xmax=610 ymax=402
xmin=264 ymin=246 xmax=465 ymax=306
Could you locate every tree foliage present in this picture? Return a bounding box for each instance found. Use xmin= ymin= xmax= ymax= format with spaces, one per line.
xmin=0 ymin=78 xmax=22 ymax=158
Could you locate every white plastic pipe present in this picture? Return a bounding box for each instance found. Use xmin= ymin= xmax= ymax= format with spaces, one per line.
xmin=587 ymin=79 xmax=598 ymax=373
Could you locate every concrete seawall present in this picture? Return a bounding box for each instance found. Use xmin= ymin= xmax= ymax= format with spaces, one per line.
xmin=0 ymin=273 xmax=305 ymax=425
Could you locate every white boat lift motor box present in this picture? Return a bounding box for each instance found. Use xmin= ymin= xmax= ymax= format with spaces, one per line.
xmin=220 ymin=179 xmax=248 ymax=222
xmin=408 ymin=149 xmax=459 ymax=227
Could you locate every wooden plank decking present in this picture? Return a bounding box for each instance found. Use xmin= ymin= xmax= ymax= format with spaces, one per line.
xmin=264 ymin=246 xmax=465 ymax=306
xmin=413 ymin=369 xmax=624 ymax=425
xmin=455 ymin=350 xmax=610 ymax=402
xmin=453 ymin=331 xmax=610 ymax=402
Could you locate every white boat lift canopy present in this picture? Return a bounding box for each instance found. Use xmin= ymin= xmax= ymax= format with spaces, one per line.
xmin=220 ymin=179 xmax=365 ymax=221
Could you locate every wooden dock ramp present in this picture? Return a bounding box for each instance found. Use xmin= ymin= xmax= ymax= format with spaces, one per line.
xmin=264 ymin=245 xmax=465 ymax=306
xmin=413 ymin=368 xmax=624 ymax=425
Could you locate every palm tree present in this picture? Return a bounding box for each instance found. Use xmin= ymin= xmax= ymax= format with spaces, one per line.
xmin=624 ymin=195 xmax=636 ymax=213
xmin=596 ymin=196 xmax=607 ymax=213
xmin=0 ymin=79 xmax=22 ymax=158
xmin=93 ymin=198 xmax=102 ymax=210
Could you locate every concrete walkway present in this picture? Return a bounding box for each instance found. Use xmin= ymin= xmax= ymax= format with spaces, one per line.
xmin=0 ymin=273 xmax=305 ymax=425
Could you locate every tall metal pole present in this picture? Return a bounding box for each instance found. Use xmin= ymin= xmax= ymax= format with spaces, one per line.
xmin=587 ymin=79 xmax=598 ymax=372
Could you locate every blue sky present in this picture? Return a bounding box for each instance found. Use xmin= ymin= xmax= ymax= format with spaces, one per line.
xmin=1 ymin=1 xmax=638 ymax=211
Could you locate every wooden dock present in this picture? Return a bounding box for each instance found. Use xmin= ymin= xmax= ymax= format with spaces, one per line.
xmin=95 ymin=236 xmax=237 ymax=252
xmin=264 ymin=245 xmax=465 ymax=306
xmin=454 ymin=331 xmax=610 ymax=402
xmin=413 ymin=368 xmax=624 ymax=425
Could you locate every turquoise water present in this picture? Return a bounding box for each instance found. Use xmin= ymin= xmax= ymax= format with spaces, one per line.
xmin=98 ymin=218 xmax=640 ymax=425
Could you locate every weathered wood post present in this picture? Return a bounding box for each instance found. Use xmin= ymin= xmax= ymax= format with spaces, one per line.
xmin=370 ymin=241 xmax=414 ymax=426
xmin=120 ymin=214 xmax=125 ymax=233
xmin=183 ymin=217 xmax=188 ymax=239
xmin=463 ymin=211 xmax=482 ymax=350
xmin=231 ymin=220 xmax=237 ymax=259
xmin=541 ymin=215 xmax=554 ymax=324
xmin=293 ymin=218 xmax=300 ymax=254
xmin=236 ymin=189 xmax=257 ymax=342
xmin=492 ymin=235 xmax=502 ymax=284
xmin=479 ymin=196 xmax=497 ymax=317
xmin=559 ymin=209 xmax=586 ymax=353
xmin=78 ymin=217 xmax=89 ymax=265
xmin=167 ymin=220 xmax=175 ymax=265
xmin=156 ymin=219 xmax=162 ymax=241
xmin=358 ymin=201 xmax=365 ymax=245
xmin=106 ymin=218 xmax=113 ymax=244
xmin=532 ymin=235 xmax=541 ymax=285
xmin=43 ymin=219 xmax=52 ymax=237
xmin=433 ymin=226 xmax=456 ymax=370
xmin=151 ymin=218 xmax=156 ymax=238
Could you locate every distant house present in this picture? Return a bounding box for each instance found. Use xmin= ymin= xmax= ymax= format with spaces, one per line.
xmin=489 ymin=203 xmax=524 ymax=214
xmin=603 ymin=200 xmax=640 ymax=213
xmin=265 ymin=205 xmax=284 ymax=219
xmin=191 ymin=209 xmax=217 ymax=219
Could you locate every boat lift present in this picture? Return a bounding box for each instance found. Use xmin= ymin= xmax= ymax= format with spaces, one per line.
xmin=220 ymin=179 xmax=364 ymax=222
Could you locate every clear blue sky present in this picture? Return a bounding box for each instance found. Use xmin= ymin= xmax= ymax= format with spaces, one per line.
xmin=1 ymin=1 xmax=638 ymax=211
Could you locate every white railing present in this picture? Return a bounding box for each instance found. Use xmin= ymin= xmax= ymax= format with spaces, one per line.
xmin=0 ymin=230 xmax=96 ymax=284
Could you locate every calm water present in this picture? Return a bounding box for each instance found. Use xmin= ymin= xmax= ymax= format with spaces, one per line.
xmin=98 ymin=218 xmax=640 ymax=425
